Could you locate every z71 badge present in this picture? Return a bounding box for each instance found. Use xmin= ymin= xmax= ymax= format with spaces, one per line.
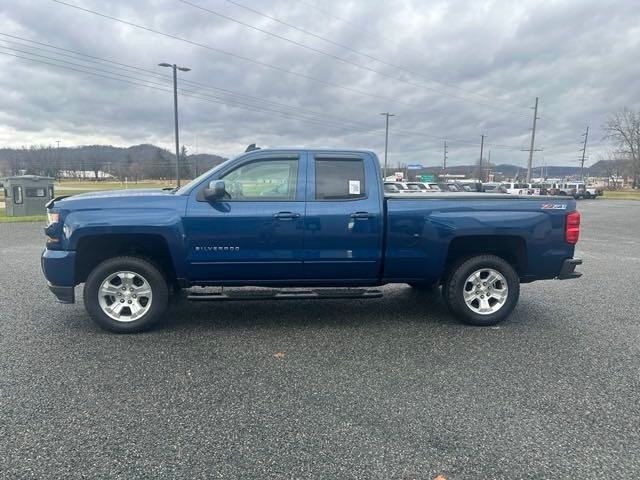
xmin=541 ymin=203 xmax=567 ymax=210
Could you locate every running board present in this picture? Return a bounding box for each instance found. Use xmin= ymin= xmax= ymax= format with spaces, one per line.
xmin=187 ymin=287 xmax=383 ymax=302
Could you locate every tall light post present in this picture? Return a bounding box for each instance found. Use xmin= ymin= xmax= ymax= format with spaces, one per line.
xmin=158 ymin=62 xmax=191 ymax=187
xmin=380 ymin=112 xmax=395 ymax=179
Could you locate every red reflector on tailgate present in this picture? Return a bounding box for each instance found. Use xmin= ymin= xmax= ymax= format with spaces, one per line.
xmin=565 ymin=211 xmax=580 ymax=244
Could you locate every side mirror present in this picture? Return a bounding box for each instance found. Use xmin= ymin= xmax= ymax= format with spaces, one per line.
xmin=203 ymin=180 xmax=226 ymax=201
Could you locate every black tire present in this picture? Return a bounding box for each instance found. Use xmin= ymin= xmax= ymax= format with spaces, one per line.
xmin=584 ymin=192 xmax=592 ymax=199
xmin=83 ymin=256 xmax=169 ymax=333
xmin=444 ymin=255 xmax=520 ymax=326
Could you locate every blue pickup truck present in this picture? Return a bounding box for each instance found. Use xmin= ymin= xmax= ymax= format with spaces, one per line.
xmin=42 ymin=148 xmax=582 ymax=332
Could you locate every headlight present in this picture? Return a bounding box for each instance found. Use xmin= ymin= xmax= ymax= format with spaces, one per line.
xmin=47 ymin=211 xmax=60 ymax=226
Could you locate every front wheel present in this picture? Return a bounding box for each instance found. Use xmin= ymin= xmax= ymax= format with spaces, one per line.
xmin=83 ymin=256 xmax=169 ymax=333
xmin=444 ymin=255 xmax=520 ymax=326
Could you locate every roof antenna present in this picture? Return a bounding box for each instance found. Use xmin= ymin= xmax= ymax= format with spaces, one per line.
xmin=245 ymin=143 xmax=260 ymax=152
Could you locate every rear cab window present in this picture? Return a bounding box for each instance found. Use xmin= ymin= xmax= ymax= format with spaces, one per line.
xmin=315 ymin=158 xmax=366 ymax=200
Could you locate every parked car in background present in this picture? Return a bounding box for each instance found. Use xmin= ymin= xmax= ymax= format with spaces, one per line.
xmin=584 ymin=184 xmax=603 ymax=199
xmin=528 ymin=183 xmax=549 ymax=195
xmin=456 ymin=180 xmax=483 ymax=192
xmin=427 ymin=183 xmax=442 ymax=191
xmin=557 ymin=182 xmax=584 ymax=199
xmin=384 ymin=182 xmax=429 ymax=195
xmin=483 ymin=182 xmax=508 ymax=193
xmin=501 ymin=182 xmax=529 ymax=195
xmin=405 ymin=182 xmax=430 ymax=192
xmin=383 ymin=182 xmax=401 ymax=193
xmin=438 ymin=182 xmax=462 ymax=192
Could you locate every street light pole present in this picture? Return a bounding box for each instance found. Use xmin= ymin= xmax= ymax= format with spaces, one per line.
xmin=380 ymin=112 xmax=395 ymax=179
xmin=159 ymin=63 xmax=191 ymax=187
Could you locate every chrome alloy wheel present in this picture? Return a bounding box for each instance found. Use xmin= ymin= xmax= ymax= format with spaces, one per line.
xmin=97 ymin=271 xmax=153 ymax=322
xmin=462 ymin=268 xmax=508 ymax=315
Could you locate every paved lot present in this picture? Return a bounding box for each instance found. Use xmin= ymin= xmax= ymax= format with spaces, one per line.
xmin=1 ymin=200 xmax=639 ymax=479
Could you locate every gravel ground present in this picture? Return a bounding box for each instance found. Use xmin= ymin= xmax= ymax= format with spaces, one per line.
xmin=1 ymin=200 xmax=639 ymax=479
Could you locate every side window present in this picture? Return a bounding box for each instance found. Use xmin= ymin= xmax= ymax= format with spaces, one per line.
xmin=315 ymin=159 xmax=366 ymax=200
xmin=221 ymin=159 xmax=298 ymax=200
xmin=13 ymin=186 xmax=23 ymax=204
xmin=26 ymin=187 xmax=46 ymax=198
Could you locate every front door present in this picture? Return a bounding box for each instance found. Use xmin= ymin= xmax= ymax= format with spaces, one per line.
xmin=184 ymin=154 xmax=306 ymax=282
xmin=303 ymin=154 xmax=383 ymax=281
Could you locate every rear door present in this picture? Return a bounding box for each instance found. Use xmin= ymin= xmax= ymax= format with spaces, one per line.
xmin=184 ymin=153 xmax=307 ymax=282
xmin=303 ymin=153 xmax=383 ymax=281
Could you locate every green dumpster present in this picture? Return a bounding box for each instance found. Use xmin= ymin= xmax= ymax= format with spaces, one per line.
xmin=3 ymin=175 xmax=55 ymax=217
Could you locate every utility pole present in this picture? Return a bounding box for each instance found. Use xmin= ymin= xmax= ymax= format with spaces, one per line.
xmin=56 ymin=140 xmax=61 ymax=179
xmin=479 ymin=134 xmax=485 ymax=182
xmin=159 ymin=62 xmax=191 ymax=188
xmin=443 ymin=140 xmax=448 ymax=172
xmin=526 ymin=97 xmax=539 ymax=183
xmin=380 ymin=112 xmax=395 ymax=179
xmin=580 ymin=126 xmax=589 ymax=181
xmin=194 ymin=136 xmax=199 ymax=177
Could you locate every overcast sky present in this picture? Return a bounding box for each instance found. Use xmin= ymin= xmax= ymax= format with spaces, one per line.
xmin=1 ymin=0 xmax=639 ymax=167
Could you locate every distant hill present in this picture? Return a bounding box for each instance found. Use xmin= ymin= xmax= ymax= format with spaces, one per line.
xmin=413 ymin=160 xmax=630 ymax=180
xmin=1 ymin=143 xmax=632 ymax=181
xmin=0 ymin=144 xmax=226 ymax=180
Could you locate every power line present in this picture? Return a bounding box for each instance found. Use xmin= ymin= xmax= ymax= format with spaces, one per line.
xmin=0 ymin=42 xmax=527 ymax=151
xmin=49 ymin=0 xmax=452 ymax=118
xmin=222 ymin=0 xmax=526 ymax=111
xmin=0 ymin=33 xmax=381 ymax=127
xmin=0 ymin=49 xmax=379 ymax=133
xmin=52 ymin=0 xmax=527 ymax=121
xmin=178 ymin=0 xmax=528 ymax=117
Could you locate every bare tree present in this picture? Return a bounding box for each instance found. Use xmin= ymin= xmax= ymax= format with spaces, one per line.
xmin=605 ymin=107 xmax=640 ymax=188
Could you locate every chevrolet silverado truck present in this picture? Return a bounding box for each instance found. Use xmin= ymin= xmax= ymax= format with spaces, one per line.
xmin=42 ymin=148 xmax=582 ymax=333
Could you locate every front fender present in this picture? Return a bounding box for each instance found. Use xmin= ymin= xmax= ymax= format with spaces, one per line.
xmin=64 ymin=208 xmax=188 ymax=280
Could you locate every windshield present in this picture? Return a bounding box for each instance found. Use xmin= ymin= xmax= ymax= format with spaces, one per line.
xmin=174 ymin=156 xmax=233 ymax=195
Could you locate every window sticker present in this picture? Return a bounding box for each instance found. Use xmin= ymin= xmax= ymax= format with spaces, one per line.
xmin=348 ymin=180 xmax=361 ymax=195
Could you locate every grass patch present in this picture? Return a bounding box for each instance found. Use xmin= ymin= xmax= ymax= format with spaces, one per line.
xmin=53 ymin=180 xmax=172 ymax=197
xmin=0 ymin=213 xmax=46 ymax=223
xmin=1 ymin=180 xmax=174 ymax=222
xmin=602 ymin=190 xmax=640 ymax=200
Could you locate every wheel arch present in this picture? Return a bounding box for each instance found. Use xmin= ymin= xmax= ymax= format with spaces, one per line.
xmin=444 ymin=235 xmax=527 ymax=278
xmin=74 ymin=233 xmax=177 ymax=285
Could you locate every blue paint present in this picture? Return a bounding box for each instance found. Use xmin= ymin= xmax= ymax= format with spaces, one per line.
xmin=42 ymin=148 xmax=578 ymax=295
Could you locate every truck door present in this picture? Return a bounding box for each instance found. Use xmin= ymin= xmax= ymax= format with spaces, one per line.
xmin=303 ymin=153 xmax=383 ymax=281
xmin=184 ymin=153 xmax=306 ymax=281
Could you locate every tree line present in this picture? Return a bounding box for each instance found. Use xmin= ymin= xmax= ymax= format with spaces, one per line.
xmin=0 ymin=144 xmax=226 ymax=181
xmin=605 ymin=107 xmax=640 ymax=188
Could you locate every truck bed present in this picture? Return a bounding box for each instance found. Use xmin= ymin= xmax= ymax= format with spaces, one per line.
xmin=382 ymin=194 xmax=576 ymax=283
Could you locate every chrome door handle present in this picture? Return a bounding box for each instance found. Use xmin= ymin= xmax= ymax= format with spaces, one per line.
xmin=273 ymin=211 xmax=301 ymax=220
xmin=350 ymin=212 xmax=372 ymax=220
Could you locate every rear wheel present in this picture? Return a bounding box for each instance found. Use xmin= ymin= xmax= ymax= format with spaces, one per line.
xmin=83 ymin=256 xmax=169 ymax=333
xmin=444 ymin=255 xmax=519 ymax=326
xmin=584 ymin=192 xmax=592 ymax=199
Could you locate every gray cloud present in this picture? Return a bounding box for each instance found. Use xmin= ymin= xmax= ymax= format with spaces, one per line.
xmin=1 ymin=0 xmax=639 ymax=167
